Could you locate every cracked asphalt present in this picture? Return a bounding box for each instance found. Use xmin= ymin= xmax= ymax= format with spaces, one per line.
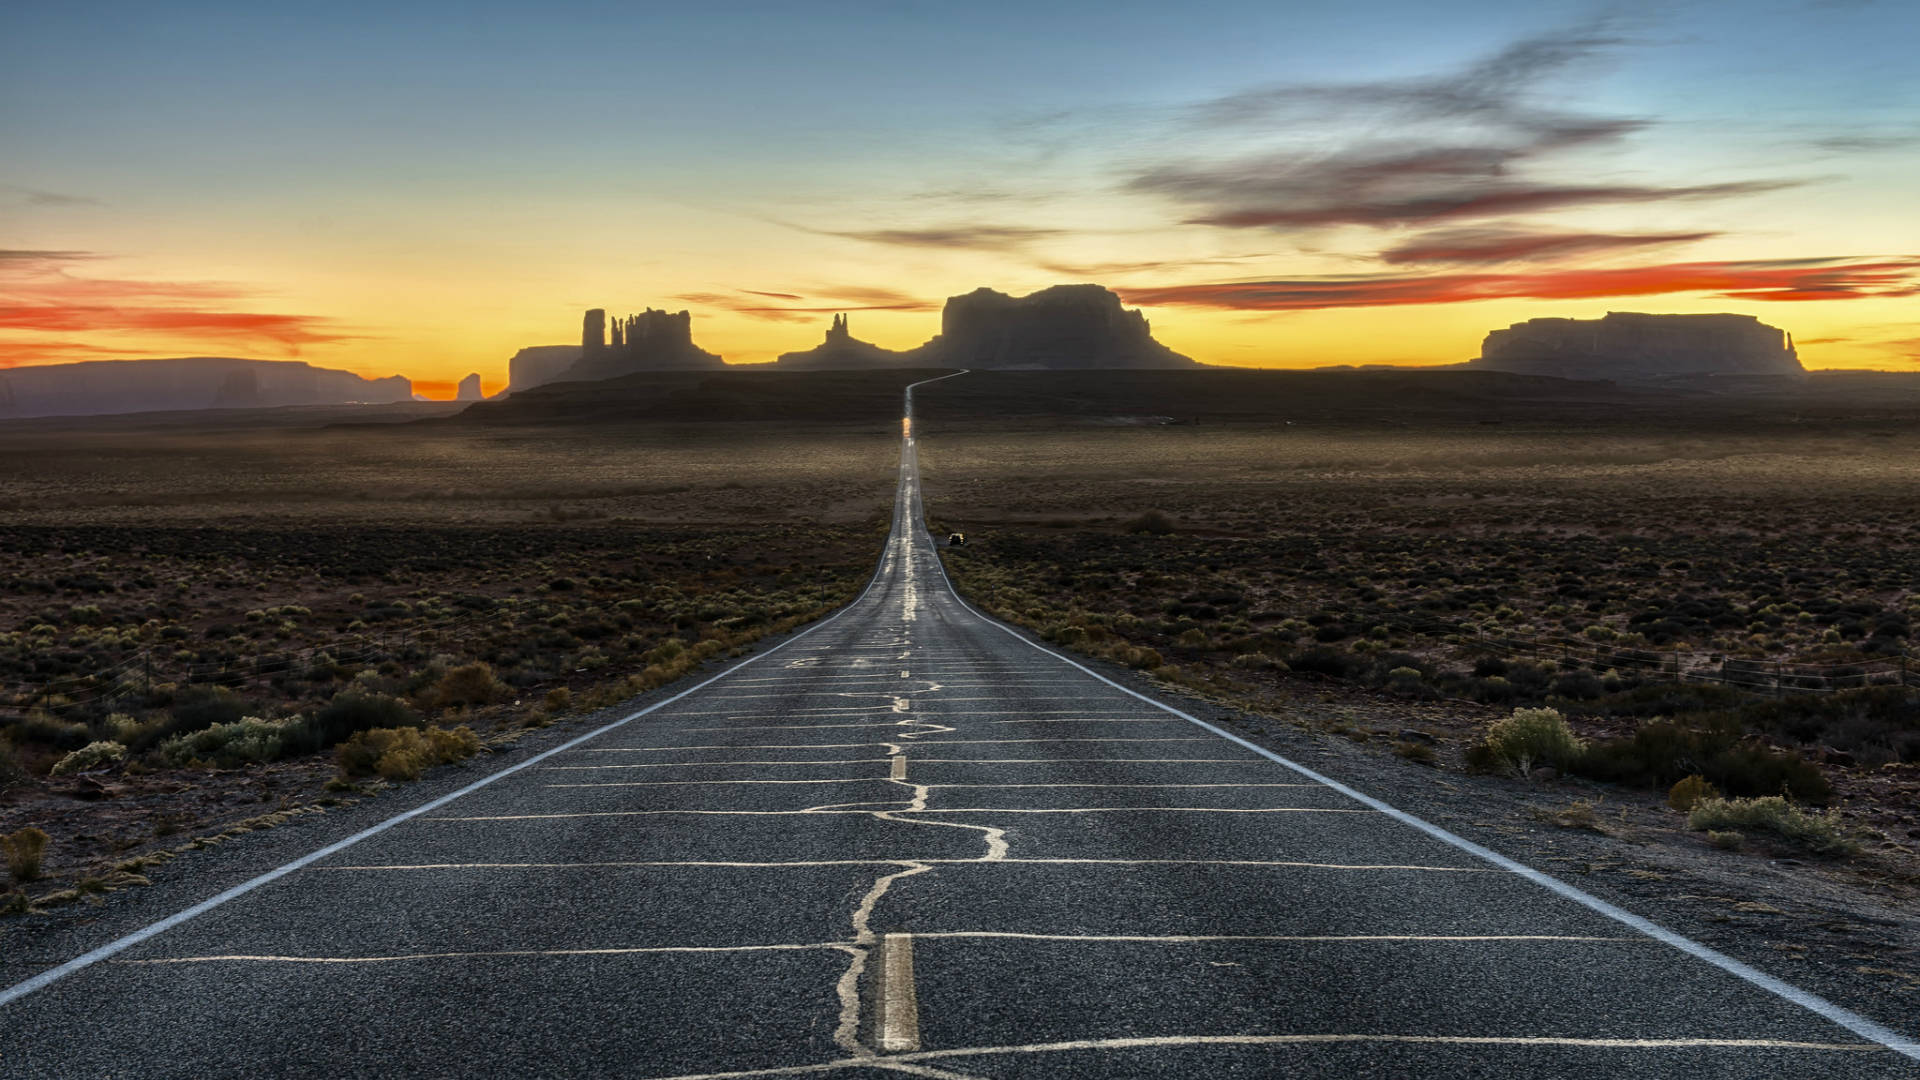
xmin=2 ymin=373 xmax=1915 ymax=1079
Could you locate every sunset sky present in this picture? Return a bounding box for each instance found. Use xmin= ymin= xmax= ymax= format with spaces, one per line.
xmin=4 ymin=1 xmax=1917 ymax=396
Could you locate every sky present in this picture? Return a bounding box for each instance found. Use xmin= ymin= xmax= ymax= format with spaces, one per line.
xmin=3 ymin=1 xmax=1917 ymax=396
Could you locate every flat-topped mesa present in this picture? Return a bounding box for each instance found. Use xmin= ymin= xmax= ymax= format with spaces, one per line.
xmin=456 ymin=373 xmax=483 ymax=401
xmin=776 ymin=312 xmax=909 ymax=369
xmin=562 ymin=306 xmax=724 ymax=381
xmin=1474 ymin=312 xmax=1804 ymax=381
xmin=920 ymin=284 xmax=1195 ymax=369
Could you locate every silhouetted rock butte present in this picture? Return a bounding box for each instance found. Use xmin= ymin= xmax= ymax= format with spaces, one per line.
xmin=456 ymin=373 xmax=483 ymax=401
xmin=1473 ymin=312 xmax=1803 ymax=381
xmin=0 ymin=358 xmax=414 ymax=420
xmin=911 ymin=284 xmax=1195 ymax=370
xmin=775 ymin=313 xmax=910 ymax=369
xmin=505 ymin=345 xmax=583 ymax=395
xmin=563 ymin=306 xmax=724 ymax=381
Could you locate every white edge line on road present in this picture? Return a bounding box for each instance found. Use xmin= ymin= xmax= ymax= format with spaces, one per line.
xmin=908 ymin=380 xmax=1920 ymax=1062
xmin=0 ymin=474 xmax=910 ymax=1011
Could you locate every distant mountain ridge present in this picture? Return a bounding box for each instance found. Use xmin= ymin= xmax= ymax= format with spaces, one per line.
xmin=0 ymin=357 xmax=413 ymax=420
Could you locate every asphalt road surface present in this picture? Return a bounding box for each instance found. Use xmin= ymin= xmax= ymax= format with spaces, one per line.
xmin=4 ymin=373 xmax=1916 ymax=1078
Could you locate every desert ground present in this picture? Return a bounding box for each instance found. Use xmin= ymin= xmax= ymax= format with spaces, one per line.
xmin=4 ymin=367 xmax=1918 ymax=1020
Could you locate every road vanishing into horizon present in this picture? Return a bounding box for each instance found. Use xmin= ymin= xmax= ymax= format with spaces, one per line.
xmin=4 ymin=373 xmax=1917 ymax=1078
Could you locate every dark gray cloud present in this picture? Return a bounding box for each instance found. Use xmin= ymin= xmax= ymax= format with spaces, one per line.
xmin=1380 ymin=227 xmax=1720 ymax=265
xmin=1126 ymin=23 xmax=1806 ymax=233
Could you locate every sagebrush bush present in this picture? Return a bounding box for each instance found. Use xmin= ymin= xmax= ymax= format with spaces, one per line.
xmin=50 ymin=740 xmax=126 ymax=777
xmin=1572 ymin=717 xmax=1831 ymax=803
xmin=302 ymin=692 xmax=419 ymax=752
xmin=336 ymin=725 xmax=480 ymax=781
xmin=2 ymin=827 xmax=49 ymax=884
xmin=1667 ymin=774 xmax=1719 ymax=811
xmin=1479 ymin=707 xmax=1585 ymax=776
xmin=433 ymin=662 xmax=504 ymax=707
xmin=157 ymin=718 xmax=293 ymax=768
xmin=1687 ymin=796 xmax=1860 ymax=857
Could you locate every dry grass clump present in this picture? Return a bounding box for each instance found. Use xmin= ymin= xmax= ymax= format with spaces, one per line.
xmin=3 ymin=826 xmax=50 ymax=883
xmin=1471 ymin=707 xmax=1586 ymax=777
xmin=1687 ymin=796 xmax=1861 ymax=857
xmin=336 ymin=725 xmax=480 ymax=781
xmin=49 ymin=739 xmax=126 ymax=776
xmin=1668 ymin=774 xmax=1720 ymax=811
xmin=432 ymin=661 xmax=504 ymax=707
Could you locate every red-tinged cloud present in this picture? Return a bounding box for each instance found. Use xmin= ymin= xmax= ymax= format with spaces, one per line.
xmin=0 ymin=305 xmax=354 ymax=348
xmin=1 ymin=250 xmax=355 ymax=355
xmin=1381 ymin=228 xmax=1718 ymax=265
xmin=1114 ymin=257 xmax=1920 ymax=312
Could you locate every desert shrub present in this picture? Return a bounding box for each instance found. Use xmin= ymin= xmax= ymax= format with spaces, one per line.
xmin=336 ymin=725 xmax=480 ymax=781
xmin=3 ymin=827 xmax=49 ymax=883
xmin=1126 ymin=647 xmax=1164 ymax=670
xmin=434 ymin=662 xmax=504 ymax=708
xmin=130 ymin=686 xmax=248 ymax=752
xmin=1687 ymin=796 xmax=1860 ymax=857
xmin=1123 ymin=510 xmax=1176 ymax=535
xmin=297 ymin=692 xmax=420 ymax=754
xmin=1572 ymin=717 xmax=1831 ymax=803
xmin=1478 ymin=707 xmax=1584 ymax=776
xmin=50 ymin=740 xmax=126 ymax=776
xmin=1667 ymin=774 xmax=1719 ymax=811
xmin=1550 ymin=671 xmax=1605 ymax=700
xmin=1287 ymin=646 xmax=1366 ymax=680
xmin=8 ymin=711 xmax=91 ymax=752
xmin=1231 ymin=653 xmax=1276 ymax=670
xmin=543 ymin=687 xmax=572 ymax=713
xmin=157 ymin=718 xmax=296 ymax=768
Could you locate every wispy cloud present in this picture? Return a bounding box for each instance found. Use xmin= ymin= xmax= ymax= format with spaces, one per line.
xmin=672 ymin=287 xmax=937 ymax=323
xmin=1125 ymin=23 xmax=1806 ymax=233
xmin=1380 ymin=227 xmax=1719 ymax=265
xmin=808 ymin=224 xmax=1065 ymax=253
xmin=1114 ymin=257 xmax=1920 ymax=312
xmin=0 ymin=250 xmax=353 ymax=354
xmin=0 ymin=185 xmax=101 ymax=207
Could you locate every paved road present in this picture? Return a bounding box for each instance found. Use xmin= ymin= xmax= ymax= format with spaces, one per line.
xmin=4 ymin=374 xmax=1916 ymax=1078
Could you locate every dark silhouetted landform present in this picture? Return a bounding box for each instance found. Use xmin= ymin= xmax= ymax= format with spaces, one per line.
xmin=505 ymin=345 xmax=583 ymax=394
xmin=915 ymin=284 xmax=1195 ymax=370
xmin=1473 ymin=311 xmax=1804 ymax=382
xmin=774 ymin=284 xmax=1195 ymax=371
xmin=445 ymin=368 xmax=949 ymax=427
xmin=456 ymin=373 xmax=483 ymax=401
xmin=564 ymin=306 xmax=725 ymax=382
xmin=0 ymin=357 xmax=413 ymax=420
xmin=776 ymin=313 xmax=909 ymax=369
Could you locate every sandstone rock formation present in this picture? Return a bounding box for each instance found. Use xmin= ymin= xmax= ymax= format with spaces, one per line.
xmin=563 ymin=306 xmax=724 ymax=381
xmin=910 ymin=285 xmax=1194 ymax=369
xmin=1473 ymin=312 xmax=1803 ymax=381
xmin=456 ymin=373 xmax=483 ymax=401
xmin=505 ymin=345 xmax=583 ymax=394
xmin=775 ymin=313 xmax=911 ymax=369
xmin=0 ymin=358 xmax=414 ymax=420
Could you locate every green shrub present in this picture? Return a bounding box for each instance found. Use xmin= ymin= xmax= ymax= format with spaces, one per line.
xmin=300 ymin=692 xmax=420 ymax=753
xmin=1687 ymin=796 xmax=1860 ymax=857
xmin=129 ymin=686 xmax=249 ymax=752
xmin=1572 ymin=716 xmax=1831 ymax=803
xmin=336 ymin=725 xmax=480 ymax=781
xmin=50 ymin=740 xmax=126 ymax=777
xmin=157 ymin=718 xmax=294 ymax=768
xmin=2 ymin=827 xmax=49 ymax=884
xmin=1479 ymin=707 xmax=1585 ymax=776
